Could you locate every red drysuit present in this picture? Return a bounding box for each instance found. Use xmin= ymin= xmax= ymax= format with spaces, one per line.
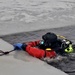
xmin=24 ymin=40 xmax=56 ymax=59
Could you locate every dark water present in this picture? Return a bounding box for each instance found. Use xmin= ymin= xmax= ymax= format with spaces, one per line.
xmin=1 ymin=25 xmax=75 ymax=75
xmin=47 ymin=55 xmax=75 ymax=75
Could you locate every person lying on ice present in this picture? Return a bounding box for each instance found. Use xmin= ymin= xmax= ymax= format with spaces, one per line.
xmin=14 ymin=32 xmax=73 ymax=62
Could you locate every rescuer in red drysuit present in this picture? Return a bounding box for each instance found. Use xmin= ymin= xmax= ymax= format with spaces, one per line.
xmin=14 ymin=32 xmax=63 ymax=59
xmin=24 ymin=40 xmax=56 ymax=59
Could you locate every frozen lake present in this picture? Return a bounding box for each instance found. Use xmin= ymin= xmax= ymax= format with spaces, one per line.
xmin=0 ymin=0 xmax=75 ymax=36
xmin=0 ymin=0 xmax=75 ymax=23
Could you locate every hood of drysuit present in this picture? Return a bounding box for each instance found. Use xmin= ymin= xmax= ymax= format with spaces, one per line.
xmin=42 ymin=32 xmax=58 ymax=48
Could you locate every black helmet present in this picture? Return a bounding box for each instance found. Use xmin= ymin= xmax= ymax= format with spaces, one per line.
xmin=42 ymin=32 xmax=57 ymax=43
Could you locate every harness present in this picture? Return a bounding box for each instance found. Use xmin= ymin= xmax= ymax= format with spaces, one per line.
xmin=57 ymin=35 xmax=73 ymax=53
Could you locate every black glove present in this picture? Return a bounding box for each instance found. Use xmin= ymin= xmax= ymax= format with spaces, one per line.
xmin=21 ymin=43 xmax=27 ymax=50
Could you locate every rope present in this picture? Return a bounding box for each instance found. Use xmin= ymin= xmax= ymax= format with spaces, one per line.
xmin=0 ymin=49 xmax=15 ymax=56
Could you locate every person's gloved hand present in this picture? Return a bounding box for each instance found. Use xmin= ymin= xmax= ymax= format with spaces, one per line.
xmin=13 ymin=43 xmax=27 ymax=50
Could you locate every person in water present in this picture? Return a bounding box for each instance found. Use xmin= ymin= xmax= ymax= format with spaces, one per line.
xmin=14 ymin=32 xmax=73 ymax=62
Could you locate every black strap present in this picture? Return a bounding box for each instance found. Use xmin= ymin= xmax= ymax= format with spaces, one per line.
xmin=0 ymin=49 xmax=15 ymax=56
